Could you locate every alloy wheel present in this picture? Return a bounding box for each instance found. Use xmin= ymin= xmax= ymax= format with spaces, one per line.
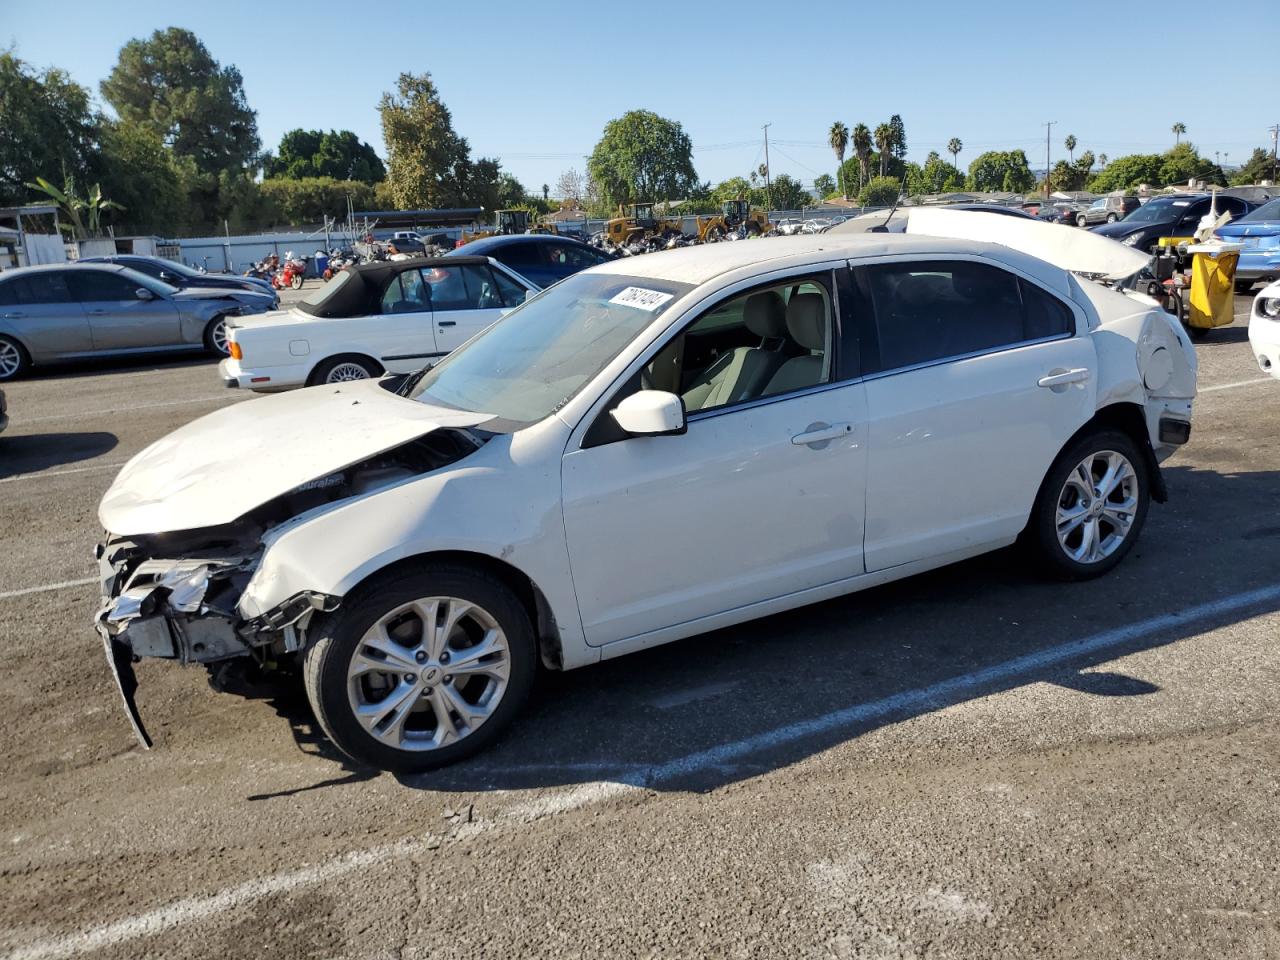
xmin=345 ymin=597 xmax=511 ymax=752
xmin=326 ymin=362 xmax=372 ymax=383
xmin=210 ymin=319 xmax=230 ymax=356
xmin=1055 ymin=450 xmax=1138 ymax=564
xmin=0 ymin=340 xmax=21 ymax=379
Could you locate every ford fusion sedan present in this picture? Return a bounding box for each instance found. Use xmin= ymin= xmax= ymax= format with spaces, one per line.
xmin=0 ymin=263 xmax=267 ymax=381
xmin=1248 ymin=279 xmax=1280 ymax=378
xmin=95 ymin=214 xmax=1195 ymax=772
xmin=219 ymin=256 xmax=536 ymax=390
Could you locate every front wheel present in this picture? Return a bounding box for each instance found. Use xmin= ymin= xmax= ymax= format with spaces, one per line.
xmin=290 ymin=273 xmax=304 ymax=290
xmin=302 ymin=564 xmax=536 ymax=772
xmin=1027 ymin=430 xmax=1150 ymax=580
xmin=203 ymin=316 xmax=231 ymax=356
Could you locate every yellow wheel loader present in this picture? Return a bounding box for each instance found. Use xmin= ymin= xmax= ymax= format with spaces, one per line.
xmin=697 ymin=198 xmax=771 ymax=242
xmin=604 ymin=203 xmax=684 ymax=246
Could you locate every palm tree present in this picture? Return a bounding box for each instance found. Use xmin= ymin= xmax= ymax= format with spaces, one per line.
xmin=873 ymin=123 xmax=893 ymax=178
xmin=1172 ymin=122 xmax=1186 ymax=146
xmin=851 ymin=123 xmax=872 ymax=191
xmin=1065 ymin=134 xmax=1077 ymax=163
xmin=947 ymin=137 xmax=962 ymax=174
xmin=541 ymin=184 xmax=549 ymax=201
xmin=1099 ymin=152 xmax=1108 ymax=168
xmin=828 ymin=121 xmax=849 ymax=198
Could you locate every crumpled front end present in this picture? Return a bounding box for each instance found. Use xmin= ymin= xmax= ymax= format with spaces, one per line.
xmin=94 ymin=535 xmax=337 ymax=747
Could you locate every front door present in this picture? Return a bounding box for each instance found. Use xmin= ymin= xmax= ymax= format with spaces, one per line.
xmin=561 ymin=271 xmax=868 ymax=646
xmin=67 ymin=269 xmax=180 ymax=349
xmin=375 ymin=266 xmax=438 ymax=373
xmin=855 ymin=258 xmax=1096 ymax=571
xmin=423 ymin=263 xmax=509 ymax=353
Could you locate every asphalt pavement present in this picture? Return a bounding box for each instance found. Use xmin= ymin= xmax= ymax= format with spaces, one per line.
xmin=0 ymin=296 xmax=1276 ymax=960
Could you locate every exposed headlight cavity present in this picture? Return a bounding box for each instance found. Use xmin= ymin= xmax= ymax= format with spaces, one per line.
xmin=1262 ymin=297 xmax=1280 ymax=319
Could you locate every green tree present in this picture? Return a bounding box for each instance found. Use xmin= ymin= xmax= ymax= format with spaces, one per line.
xmin=1098 ymin=153 xmax=1108 ymax=168
xmin=887 ymin=114 xmax=907 ymax=160
xmin=96 ymin=120 xmax=186 ymax=233
xmin=1064 ymin=134 xmax=1077 ymax=163
xmin=851 ymin=123 xmax=872 ymax=191
xmin=1159 ymin=142 xmax=1223 ymax=187
xmin=0 ymin=52 xmax=98 ymax=206
xmin=263 ymin=129 xmax=385 ymax=183
xmin=1171 ymin=121 xmax=1186 ymax=146
xmin=25 ymin=176 xmax=123 ymax=239
xmin=1086 ymin=153 xmax=1164 ymax=192
xmin=378 ymin=71 xmax=476 ymax=209
xmin=911 ymin=151 xmax=965 ymax=194
xmin=858 ymin=176 xmax=901 ymax=206
xmin=873 ymin=123 xmax=893 ymax=177
xmin=101 ymin=27 xmax=259 ymax=177
xmin=1231 ymin=147 xmax=1275 ymax=186
xmin=966 ymin=150 xmax=1035 ymax=192
xmin=813 ymin=173 xmax=836 ymax=198
xmin=587 ymin=109 xmax=699 ymax=207
xmin=258 ymin=177 xmax=376 ymax=225
xmin=768 ymin=173 xmax=810 ymax=210
xmin=828 ymin=121 xmax=849 ymax=197
xmin=947 ymin=137 xmax=962 ymax=171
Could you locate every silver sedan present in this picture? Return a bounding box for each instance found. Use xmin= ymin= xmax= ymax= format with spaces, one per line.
xmin=0 ymin=263 xmax=271 ymax=380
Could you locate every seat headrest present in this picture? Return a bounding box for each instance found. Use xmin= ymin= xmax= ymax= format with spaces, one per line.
xmin=743 ymin=291 xmax=787 ymax=338
xmin=786 ymin=293 xmax=826 ymax=350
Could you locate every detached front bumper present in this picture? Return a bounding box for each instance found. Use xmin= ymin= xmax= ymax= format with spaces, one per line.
xmin=94 ymin=539 xmax=336 ymax=748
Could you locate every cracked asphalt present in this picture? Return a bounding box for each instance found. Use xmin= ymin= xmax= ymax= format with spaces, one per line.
xmin=0 ymin=294 xmax=1277 ymax=960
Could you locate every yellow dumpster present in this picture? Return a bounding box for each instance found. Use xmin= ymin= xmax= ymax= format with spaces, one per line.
xmin=1185 ymin=243 xmax=1241 ymax=337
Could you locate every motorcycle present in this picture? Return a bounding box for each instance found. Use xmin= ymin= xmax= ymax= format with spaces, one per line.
xmin=271 ymin=251 xmax=308 ymax=290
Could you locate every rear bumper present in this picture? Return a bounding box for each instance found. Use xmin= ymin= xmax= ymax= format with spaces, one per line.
xmin=1235 ymin=250 xmax=1280 ymax=282
xmin=218 ymin=357 xmax=310 ymax=391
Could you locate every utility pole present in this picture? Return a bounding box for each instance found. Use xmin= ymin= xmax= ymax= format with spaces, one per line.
xmin=1270 ymin=124 xmax=1279 ymax=183
xmin=762 ymin=123 xmax=772 ymax=212
xmin=1043 ymin=121 xmax=1056 ymax=197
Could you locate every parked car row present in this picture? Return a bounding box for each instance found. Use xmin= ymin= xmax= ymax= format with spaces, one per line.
xmin=0 ymin=259 xmax=277 ymax=381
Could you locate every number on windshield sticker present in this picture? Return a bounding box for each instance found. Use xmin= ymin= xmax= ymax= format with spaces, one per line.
xmin=609 ymin=287 xmax=674 ymax=311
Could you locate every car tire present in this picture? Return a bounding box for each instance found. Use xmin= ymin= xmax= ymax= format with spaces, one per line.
xmin=1106 ymin=213 xmax=1118 ymax=223
xmin=302 ymin=562 xmax=537 ymax=773
xmin=202 ymin=316 xmax=231 ymax=357
xmin=1027 ymin=429 xmax=1150 ymax=581
xmin=1076 ymin=215 xmax=1088 ymax=227
xmin=0 ymin=334 xmax=31 ymax=381
xmin=309 ymin=354 xmax=383 ymax=385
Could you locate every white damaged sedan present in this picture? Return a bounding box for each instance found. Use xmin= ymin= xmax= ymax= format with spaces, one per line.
xmin=1248 ymin=278 xmax=1280 ymax=378
xmin=95 ymin=212 xmax=1196 ymax=772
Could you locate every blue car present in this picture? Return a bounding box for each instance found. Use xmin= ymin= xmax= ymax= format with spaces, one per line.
xmin=1214 ymin=197 xmax=1280 ymax=294
xmin=447 ymin=234 xmax=612 ymax=289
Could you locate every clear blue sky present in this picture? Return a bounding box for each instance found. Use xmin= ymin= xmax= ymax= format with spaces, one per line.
xmin=5 ymin=0 xmax=1276 ymax=194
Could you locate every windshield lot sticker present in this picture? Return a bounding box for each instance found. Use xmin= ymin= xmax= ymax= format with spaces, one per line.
xmin=610 ymin=287 xmax=674 ymax=311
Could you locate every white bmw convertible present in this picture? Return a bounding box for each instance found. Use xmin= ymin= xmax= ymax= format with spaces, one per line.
xmin=96 ymin=211 xmax=1195 ymax=772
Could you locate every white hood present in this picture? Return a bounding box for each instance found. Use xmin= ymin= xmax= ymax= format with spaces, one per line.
xmin=100 ymin=379 xmax=490 ymax=536
xmin=905 ymin=208 xmax=1152 ymax=280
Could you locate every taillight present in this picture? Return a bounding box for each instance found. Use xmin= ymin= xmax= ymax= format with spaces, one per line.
xmin=229 ymin=341 xmax=242 ymax=360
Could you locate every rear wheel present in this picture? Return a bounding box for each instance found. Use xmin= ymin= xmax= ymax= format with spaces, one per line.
xmin=1028 ymin=430 xmax=1150 ymax=580
xmin=302 ymin=564 xmax=536 ymax=772
xmin=1234 ymin=279 xmax=1255 ymax=295
xmin=1105 ymin=213 xmax=1118 ymax=223
xmin=1076 ymin=214 xmax=1088 ymax=227
xmin=0 ymin=335 xmax=30 ymax=381
xmin=310 ymin=354 xmax=382 ymax=385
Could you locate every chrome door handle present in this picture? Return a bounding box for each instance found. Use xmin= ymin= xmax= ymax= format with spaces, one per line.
xmin=1037 ymin=367 xmax=1090 ymax=388
xmin=2 ymin=312 xmax=24 ymax=319
xmin=87 ymin=308 xmax=108 ymax=315
xmin=791 ymin=422 xmax=853 ymax=447
xmin=437 ymin=320 xmax=456 ymax=327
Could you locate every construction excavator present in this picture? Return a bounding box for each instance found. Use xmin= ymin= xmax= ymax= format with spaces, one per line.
xmin=604 ymin=203 xmax=684 ymax=246
xmin=696 ymin=198 xmax=771 ymax=242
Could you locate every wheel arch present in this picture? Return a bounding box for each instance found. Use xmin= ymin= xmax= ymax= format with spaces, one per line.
xmin=337 ymin=549 xmax=566 ymax=671
xmin=1047 ymin=401 xmax=1168 ymax=505
xmin=306 ymin=351 xmax=385 ymax=386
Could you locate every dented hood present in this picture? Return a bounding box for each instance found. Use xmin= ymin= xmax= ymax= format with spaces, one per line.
xmin=100 ymin=380 xmax=491 ymax=536
xmin=906 ymin=208 xmax=1152 ymax=280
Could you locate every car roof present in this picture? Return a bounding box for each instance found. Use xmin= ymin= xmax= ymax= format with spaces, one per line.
xmin=348 ymin=255 xmax=491 ymax=279
xmin=460 ymin=234 xmax=589 ymax=252
xmin=588 ymin=233 xmax=1064 ymax=288
xmin=0 ymin=262 xmax=131 ymax=277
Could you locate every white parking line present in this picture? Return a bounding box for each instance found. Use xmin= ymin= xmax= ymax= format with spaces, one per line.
xmin=5 ymin=581 xmax=1279 ymax=960
xmin=14 ymin=394 xmax=246 ymax=426
xmin=1202 ymin=377 xmax=1273 ymax=393
xmin=0 ymin=462 xmax=126 ymax=485
xmin=0 ymin=577 xmax=96 ymax=601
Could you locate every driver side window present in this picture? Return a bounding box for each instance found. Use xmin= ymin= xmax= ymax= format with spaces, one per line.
xmin=644 ymin=276 xmax=833 ymax=415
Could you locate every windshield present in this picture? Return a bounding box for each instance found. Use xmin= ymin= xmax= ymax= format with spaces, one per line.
xmin=1123 ymin=198 xmax=1190 ymax=223
xmin=410 ymin=272 xmax=693 ymax=424
xmin=1241 ymin=198 xmax=1280 ymax=222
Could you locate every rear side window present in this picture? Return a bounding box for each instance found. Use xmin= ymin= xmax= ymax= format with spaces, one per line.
xmin=11 ymin=272 xmax=73 ymax=304
xmin=862 ymin=261 xmax=1072 ymax=372
xmin=494 ymin=243 xmax=544 ymax=270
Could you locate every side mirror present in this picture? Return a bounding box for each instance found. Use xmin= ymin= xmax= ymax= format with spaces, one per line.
xmin=610 ymin=390 xmax=686 ymax=437
xmin=135 ymin=287 xmax=154 ymax=301
xmin=523 ymin=288 xmax=536 ymax=302
xmin=159 ymin=271 xmax=174 ymax=282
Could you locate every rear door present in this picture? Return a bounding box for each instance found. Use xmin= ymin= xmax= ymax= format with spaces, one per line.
xmin=0 ymin=271 xmax=93 ymax=359
xmin=855 ymin=257 xmax=1095 ymax=571
xmin=67 ymin=269 xmax=181 ymax=349
xmin=373 ymin=266 xmax=439 ymax=373
xmin=424 ymin=263 xmax=509 ymax=353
